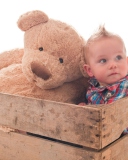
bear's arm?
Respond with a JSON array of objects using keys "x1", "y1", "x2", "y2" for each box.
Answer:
[{"x1": 0, "y1": 48, "x2": 24, "y2": 69}]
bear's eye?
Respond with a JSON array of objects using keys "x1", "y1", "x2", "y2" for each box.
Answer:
[
  {"x1": 39, "y1": 47, "x2": 43, "y2": 51},
  {"x1": 59, "y1": 58, "x2": 63, "y2": 63}
]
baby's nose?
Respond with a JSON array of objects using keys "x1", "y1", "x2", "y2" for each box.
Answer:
[{"x1": 109, "y1": 61, "x2": 117, "y2": 69}]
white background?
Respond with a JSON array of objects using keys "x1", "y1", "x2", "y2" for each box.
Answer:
[{"x1": 0, "y1": 0, "x2": 128, "y2": 54}]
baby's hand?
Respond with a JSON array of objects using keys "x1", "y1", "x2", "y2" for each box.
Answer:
[{"x1": 78, "y1": 102, "x2": 86, "y2": 106}]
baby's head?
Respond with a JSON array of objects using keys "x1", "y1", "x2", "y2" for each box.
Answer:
[{"x1": 83, "y1": 25, "x2": 128, "y2": 86}]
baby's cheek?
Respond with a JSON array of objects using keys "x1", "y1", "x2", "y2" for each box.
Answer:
[{"x1": 97, "y1": 72, "x2": 107, "y2": 83}]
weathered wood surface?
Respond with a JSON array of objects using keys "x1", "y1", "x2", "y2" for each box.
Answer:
[
  {"x1": 0, "y1": 130, "x2": 127, "y2": 160},
  {"x1": 0, "y1": 93, "x2": 127, "y2": 149},
  {"x1": 0, "y1": 93, "x2": 101, "y2": 149},
  {"x1": 100, "y1": 97, "x2": 128, "y2": 148},
  {"x1": 99, "y1": 135, "x2": 128, "y2": 160},
  {"x1": 0, "y1": 130, "x2": 91, "y2": 160}
]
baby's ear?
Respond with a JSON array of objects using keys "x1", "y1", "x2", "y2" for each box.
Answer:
[
  {"x1": 83, "y1": 64, "x2": 93, "y2": 77},
  {"x1": 79, "y1": 45, "x2": 89, "y2": 77}
]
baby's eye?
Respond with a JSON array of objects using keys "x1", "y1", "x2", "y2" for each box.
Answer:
[
  {"x1": 116, "y1": 55, "x2": 122, "y2": 60},
  {"x1": 99, "y1": 59, "x2": 106, "y2": 63}
]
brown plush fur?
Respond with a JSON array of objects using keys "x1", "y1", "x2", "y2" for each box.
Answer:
[{"x1": 0, "y1": 10, "x2": 88, "y2": 104}]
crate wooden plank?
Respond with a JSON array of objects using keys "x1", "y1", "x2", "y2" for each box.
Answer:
[
  {"x1": 0, "y1": 93, "x2": 101, "y2": 149},
  {"x1": 0, "y1": 93, "x2": 128, "y2": 149},
  {"x1": 100, "y1": 135, "x2": 128, "y2": 160},
  {"x1": 100, "y1": 97, "x2": 128, "y2": 148},
  {"x1": 0, "y1": 130, "x2": 98, "y2": 160},
  {"x1": 0, "y1": 130, "x2": 127, "y2": 160}
]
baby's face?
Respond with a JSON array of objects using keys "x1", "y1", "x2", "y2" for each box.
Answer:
[{"x1": 84, "y1": 37, "x2": 128, "y2": 86}]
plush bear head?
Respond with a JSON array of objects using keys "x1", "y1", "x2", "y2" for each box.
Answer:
[
  {"x1": 0, "y1": 10, "x2": 88, "y2": 104},
  {"x1": 17, "y1": 10, "x2": 85, "y2": 90}
]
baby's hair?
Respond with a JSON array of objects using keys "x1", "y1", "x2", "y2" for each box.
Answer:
[
  {"x1": 87, "y1": 25, "x2": 123, "y2": 45},
  {"x1": 84, "y1": 25, "x2": 126, "y2": 63}
]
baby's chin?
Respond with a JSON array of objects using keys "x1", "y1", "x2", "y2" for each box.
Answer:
[{"x1": 105, "y1": 76, "x2": 126, "y2": 86}]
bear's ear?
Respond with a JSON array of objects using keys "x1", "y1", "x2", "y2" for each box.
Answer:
[{"x1": 17, "y1": 10, "x2": 49, "y2": 31}]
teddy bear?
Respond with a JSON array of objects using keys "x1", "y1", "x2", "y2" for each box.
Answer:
[{"x1": 0, "y1": 10, "x2": 88, "y2": 104}]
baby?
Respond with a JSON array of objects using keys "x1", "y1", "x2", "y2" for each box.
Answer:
[{"x1": 80, "y1": 25, "x2": 128, "y2": 134}]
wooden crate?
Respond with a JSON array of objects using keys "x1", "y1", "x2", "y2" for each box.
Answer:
[{"x1": 0, "y1": 92, "x2": 127, "y2": 160}]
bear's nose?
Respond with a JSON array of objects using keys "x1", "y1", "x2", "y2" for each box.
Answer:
[{"x1": 31, "y1": 62, "x2": 51, "y2": 80}]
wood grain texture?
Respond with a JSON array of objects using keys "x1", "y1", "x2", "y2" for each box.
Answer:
[
  {"x1": 0, "y1": 130, "x2": 127, "y2": 160},
  {"x1": 0, "y1": 93, "x2": 101, "y2": 149},
  {"x1": 0, "y1": 130, "x2": 96, "y2": 160},
  {"x1": 100, "y1": 97, "x2": 128, "y2": 148},
  {"x1": 0, "y1": 93, "x2": 127, "y2": 150}
]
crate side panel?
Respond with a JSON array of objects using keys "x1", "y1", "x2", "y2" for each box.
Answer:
[
  {"x1": 0, "y1": 130, "x2": 101, "y2": 160},
  {"x1": 101, "y1": 97, "x2": 128, "y2": 147},
  {"x1": 0, "y1": 131, "x2": 127, "y2": 160},
  {"x1": 0, "y1": 93, "x2": 101, "y2": 149},
  {"x1": 101, "y1": 135, "x2": 128, "y2": 160}
]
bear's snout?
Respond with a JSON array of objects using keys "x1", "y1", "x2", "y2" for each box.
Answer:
[{"x1": 31, "y1": 62, "x2": 51, "y2": 80}]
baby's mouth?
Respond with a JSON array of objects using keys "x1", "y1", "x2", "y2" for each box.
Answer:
[{"x1": 109, "y1": 72, "x2": 118, "y2": 76}]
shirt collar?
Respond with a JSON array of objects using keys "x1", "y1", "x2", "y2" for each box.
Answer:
[{"x1": 89, "y1": 74, "x2": 128, "y2": 92}]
